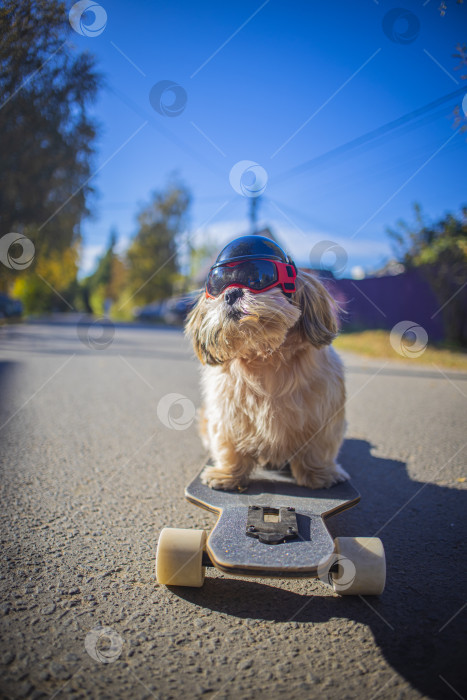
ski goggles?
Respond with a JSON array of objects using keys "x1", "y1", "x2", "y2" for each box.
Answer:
[{"x1": 205, "y1": 259, "x2": 297, "y2": 298}]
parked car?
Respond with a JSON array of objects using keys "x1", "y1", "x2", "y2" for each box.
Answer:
[
  {"x1": 133, "y1": 291, "x2": 200, "y2": 325},
  {"x1": 133, "y1": 301, "x2": 168, "y2": 322},
  {"x1": 163, "y1": 291, "x2": 199, "y2": 325},
  {"x1": 0, "y1": 293, "x2": 22, "y2": 319}
]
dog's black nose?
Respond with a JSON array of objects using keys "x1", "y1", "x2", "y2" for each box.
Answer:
[{"x1": 224, "y1": 287, "x2": 243, "y2": 305}]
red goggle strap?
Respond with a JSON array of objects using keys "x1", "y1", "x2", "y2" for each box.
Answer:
[{"x1": 275, "y1": 260, "x2": 297, "y2": 292}]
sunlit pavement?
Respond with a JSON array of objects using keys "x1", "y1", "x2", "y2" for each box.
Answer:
[{"x1": 0, "y1": 316, "x2": 465, "y2": 699}]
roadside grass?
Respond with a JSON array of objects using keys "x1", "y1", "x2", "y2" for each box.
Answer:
[{"x1": 334, "y1": 329, "x2": 467, "y2": 371}]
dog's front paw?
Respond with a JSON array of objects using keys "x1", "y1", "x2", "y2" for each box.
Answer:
[
  {"x1": 332, "y1": 462, "x2": 350, "y2": 483},
  {"x1": 292, "y1": 462, "x2": 350, "y2": 489},
  {"x1": 201, "y1": 465, "x2": 247, "y2": 491},
  {"x1": 314, "y1": 463, "x2": 350, "y2": 489}
]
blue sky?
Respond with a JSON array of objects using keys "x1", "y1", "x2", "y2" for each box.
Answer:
[{"x1": 69, "y1": 0, "x2": 467, "y2": 279}]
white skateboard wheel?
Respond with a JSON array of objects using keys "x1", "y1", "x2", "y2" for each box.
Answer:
[
  {"x1": 156, "y1": 528, "x2": 206, "y2": 587},
  {"x1": 331, "y1": 537, "x2": 386, "y2": 596}
]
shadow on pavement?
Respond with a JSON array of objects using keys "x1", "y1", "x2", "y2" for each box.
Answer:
[
  {"x1": 345, "y1": 364, "x2": 467, "y2": 381},
  {"x1": 173, "y1": 438, "x2": 467, "y2": 700},
  {"x1": 0, "y1": 361, "x2": 22, "y2": 425},
  {"x1": 0, "y1": 319, "x2": 192, "y2": 360},
  {"x1": 5, "y1": 319, "x2": 467, "y2": 379}
]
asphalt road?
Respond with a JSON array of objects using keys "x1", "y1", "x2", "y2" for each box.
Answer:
[{"x1": 0, "y1": 316, "x2": 466, "y2": 700}]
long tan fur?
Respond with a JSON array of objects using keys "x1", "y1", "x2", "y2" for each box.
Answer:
[{"x1": 185, "y1": 270, "x2": 348, "y2": 490}]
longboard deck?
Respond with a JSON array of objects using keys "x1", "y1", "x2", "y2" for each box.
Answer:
[{"x1": 185, "y1": 466, "x2": 360, "y2": 576}]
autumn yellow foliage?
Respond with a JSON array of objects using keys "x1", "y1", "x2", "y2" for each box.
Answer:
[{"x1": 12, "y1": 245, "x2": 79, "y2": 313}]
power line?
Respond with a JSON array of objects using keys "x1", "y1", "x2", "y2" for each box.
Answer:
[
  {"x1": 284, "y1": 129, "x2": 461, "y2": 206},
  {"x1": 264, "y1": 130, "x2": 463, "y2": 235},
  {"x1": 273, "y1": 86, "x2": 466, "y2": 184},
  {"x1": 262, "y1": 196, "x2": 331, "y2": 233}
]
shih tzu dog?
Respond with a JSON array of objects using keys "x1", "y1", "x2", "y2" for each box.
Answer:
[{"x1": 185, "y1": 235, "x2": 348, "y2": 491}]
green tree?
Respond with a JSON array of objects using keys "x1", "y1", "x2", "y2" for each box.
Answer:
[
  {"x1": 0, "y1": 0, "x2": 101, "y2": 301},
  {"x1": 387, "y1": 205, "x2": 467, "y2": 346},
  {"x1": 82, "y1": 230, "x2": 127, "y2": 314},
  {"x1": 126, "y1": 182, "x2": 191, "y2": 305},
  {"x1": 89, "y1": 230, "x2": 117, "y2": 291}
]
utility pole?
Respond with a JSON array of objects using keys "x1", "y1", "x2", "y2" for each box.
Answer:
[{"x1": 249, "y1": 196, "x2": 260, "y2": 234}]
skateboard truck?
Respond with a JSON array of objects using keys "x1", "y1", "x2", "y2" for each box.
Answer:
[{"x1": 245, "y1": 505, "x2": 298, "y2": 545}]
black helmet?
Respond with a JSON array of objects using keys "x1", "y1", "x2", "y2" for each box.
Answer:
[{"x1": 212, "y1": 235, "x2": 294, "y2": 269}]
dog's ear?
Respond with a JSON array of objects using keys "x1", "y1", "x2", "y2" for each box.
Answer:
[
  {"x1": 185, "y1": 294, "x2": 222, "y2": 366},
  {"x1": 294, "y1": 271, "x2": 338, "y2": 347}
]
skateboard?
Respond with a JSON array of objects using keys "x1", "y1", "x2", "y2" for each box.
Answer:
[{"x1": 156, "y1": 465, "x2": 386, "y2": 595}]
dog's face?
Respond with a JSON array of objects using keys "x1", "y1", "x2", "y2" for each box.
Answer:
[
  {"x1": 185, "y1": 270, "x2": 338, "y2": 365},
  {"x1": 186, "y1": 285, "x2": 299, "y2": 364}
]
